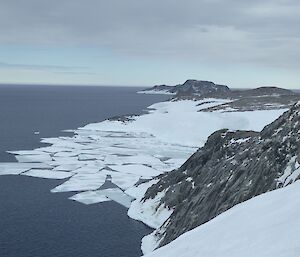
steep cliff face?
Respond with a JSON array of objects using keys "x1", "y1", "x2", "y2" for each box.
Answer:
[{"x1": 142, "y1": 101, "x2": 300, "y2": 248}]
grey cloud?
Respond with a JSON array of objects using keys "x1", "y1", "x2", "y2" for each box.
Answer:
[
  {"x1": 0, "y1": 0, "x2": 300, "y2": 68},
  {"x1": 0, "y1": 62, "x2": 87, "y2": 71}
]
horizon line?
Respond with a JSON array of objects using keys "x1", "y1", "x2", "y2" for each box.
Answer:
[{"x1": 0, "y1": 82, "x2": 298, "y2": 91}]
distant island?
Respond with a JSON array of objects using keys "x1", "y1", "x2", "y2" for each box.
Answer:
[{"x1": 139, "y1": 79, "x2": 300, "y2": 111}]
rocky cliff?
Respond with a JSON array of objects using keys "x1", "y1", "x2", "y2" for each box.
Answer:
[{"x1": 142, "y1": 101, "x2": 300, "y2": 248}]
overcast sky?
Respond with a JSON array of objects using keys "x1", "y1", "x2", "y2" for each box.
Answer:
[{"x1": 0, "y1": 0, "x2": 299, "y2": 88}]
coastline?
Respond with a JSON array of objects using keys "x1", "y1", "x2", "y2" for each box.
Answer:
[{"x1": 0, "y1": 90, "x2": 291, "y2": 255}]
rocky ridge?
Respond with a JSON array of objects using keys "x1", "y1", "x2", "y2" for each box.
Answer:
[
  {"x1": 141, "y1": 101, "x2": 300, "y2": 249},
  {"x1": 140, "y1": 80, "x2": 230, "y2": 97},
  {"x1": 140, "y1": 80, "x2": 300, "y2": 111}
]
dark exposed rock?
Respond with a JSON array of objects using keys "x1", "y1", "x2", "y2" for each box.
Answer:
[
  {"x1": 148, "y1": 85, "x2": 176, "y2": 93},
  {"x1": 141, "y1": 80, "x2": 297, "y2": 99},
  {"x1": 175, "y1": 80, "x2": 230, "y2": 97},
  {"x1": 200, "y1": 95, "x2": 300, "y2": 112},
  {"x1": 232, "y1": 86, "x2": 295, "y2": 97},
  {"x1": 140, "y1": 79, "x2": 230, "y2": 97},
  {"x1": 140, "y1": 80, "x2": 300, "y2": 111},
  {"x1": 143, "y1": 101, "x2": 300, "y2": 248},
  {"x1": 108, "y1": 114, "x2": 136, "y2": 122}
]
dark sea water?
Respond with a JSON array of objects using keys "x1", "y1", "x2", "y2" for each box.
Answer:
[{"x1": 0, "y1": 85, "x2": 168, "y2": 257}]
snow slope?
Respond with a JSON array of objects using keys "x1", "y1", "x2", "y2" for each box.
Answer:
[
  {"x1": 82, "y1": 99, "x2": 287, "y2": 147},
  {"x1": 144, "y1": 181, "x2": 300, "y2": 257}
]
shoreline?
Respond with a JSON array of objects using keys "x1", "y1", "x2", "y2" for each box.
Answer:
[{"x1": 0, "y1": 90, "x2": 295, "y2": 256}]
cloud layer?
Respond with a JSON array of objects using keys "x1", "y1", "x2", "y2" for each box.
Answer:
[{"x1": 1, "y1": 0, "x2": 300, "y2": 69}]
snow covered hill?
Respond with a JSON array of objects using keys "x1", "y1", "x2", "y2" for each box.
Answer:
[{"x1": 144, "y1": 180, "x2": 300, "y2": 257}]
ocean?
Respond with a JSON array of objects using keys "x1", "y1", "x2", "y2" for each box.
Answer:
[{"x1": 0, "y1": 84, "x2": 168, "y2": 257}]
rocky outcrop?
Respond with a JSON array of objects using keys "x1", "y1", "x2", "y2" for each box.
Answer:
[
  {"x1": 175, "y1": 80, "x2": 230, "y2": 97},
  {"x1": 232, "y1": 86, "x2": 295, "y2": 97},
  {"x1": 140, "y1": 81, "x2": 300, "y2": 111},
  {"x1": 200, "y1": 94, "x2": 300, "y2": 112},
  {"x1": 140, "y1": 80, "x2": 298, "y2": 99},
  {"x1": 140, "y1": 80, "x2": 230, "y2": 97},
  {"x1": 142, "y1": 101, "x2": 300, "y2": 248}
]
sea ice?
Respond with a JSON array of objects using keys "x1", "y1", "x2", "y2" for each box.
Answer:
[
  {"x1": 110, "y1": 164, "x2": 162, "y2": 178},
  {"x1": 78, "y1": 154, "x2": 98, "y2": 161},
  {"x1": 22, "y1": 169, "x2": 74, "y2": 179},
  {"x1": 15, "y1": 154, "x2": 53, "y2": 163},
  {"x1": 69, "y1": 191, "x2": 111, "y2": 205},
  {"x1": 73, "y1": 165, "x2": 102, "y2": 174},
  {"x1": 53, "y1": 164, "x2": 83, "y2": 172},
  {"x1": 7, "y1": 150, "x2": 48, "y2": 155},
  {"x1": 51, "y1": 172, "x2": 107, "y2": 192},
  {"x1": 70, "y1": 188, "x2": 133, "y2": 208},
  {"x1": 98, "y1": 188, "x2": 134, "y2": 208},
  {"x1": 106, "y1": 170, "x2": 141, "y2": 190},
  {"x1": 0, "y1": 163, "x2": 52, "y2": 175}
]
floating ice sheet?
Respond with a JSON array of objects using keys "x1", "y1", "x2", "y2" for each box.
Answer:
[
  {"x1": 106, "y1": 171, "x2": 141, "y2": 190},
  {"x1": 70, "y1": 187, "x2": 134, "y2": 207},
  {"x1": 110, "y1": 164, "x2": 162, "y2": 178},
  {"x1": 69, "y1": 191, "x2": 111, "y2": 205},
  {"x1": 22, "y1": 169, "x2": 74, "y2": 179},
  {"x1": 7, "y1": 150, "x2": 48, "y2": 155},
  {"x1": 99, "y1": 188, "x2": 134, "y2": 208},
  {"x1": 15, "y1": 154, "x2": 53, "y2": 163},
  {"x1": 78, "y1": 154, "x2": 98, "y2": 161},
  {"x1": 0, "y1": 163, "x2": 52, "y2": 175},
  {"x1": 73, "y1": 165, "x2": 102, "y2": 174},
  {"x1": 53, "y1": 164, "x2": 83, "y2": 172},
  {"x1": 53, "y1": 151, "x2": 80, "y2": 157},
  {"x1": 51, "y1": 172, "x2": 107, "y2": 192}
]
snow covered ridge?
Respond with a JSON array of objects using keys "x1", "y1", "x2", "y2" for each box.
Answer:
[
  {"x1": 137, "y1": 101, "x2": 300, "y2": 252},
  {"x1": 0, "y1": 98, "x2": 287, "y2": 210},
  {"x1": 143, "y1": 181, "x2": 300, "y2": 257}
]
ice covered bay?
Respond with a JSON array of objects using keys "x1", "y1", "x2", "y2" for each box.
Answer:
[{"x1": 1, "y1": 99, "x2": 286, "y2": 209}]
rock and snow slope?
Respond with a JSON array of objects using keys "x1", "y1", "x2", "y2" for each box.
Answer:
[
  {"x1": 144, "y1": 180, "x2": 300, "y2": 257},
  {"x1": 133, "y1": 101, "x2": 300, "y2": 252}
]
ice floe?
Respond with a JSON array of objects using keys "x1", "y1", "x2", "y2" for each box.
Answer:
[
  {"x1": 51, "y1": 172, "x2": 107, "y2": 192},
  {"x1": 69, "y1": 191, "x2": 111, "y2": 205},
  {"x1": 110, "y1": 164, "x2": 162, "y2": 178},
  {"x1": 15, "y1": 154, "x2": 53, "y2": 163},
  {"x1": 70, "y1": 188, "x2": 133, "y2": 208},
  {"x1": 22, "y1": 169, "x2": 74, "y2": 179},
  {"x1": 0, "y1": 163, "x2": 52, "y2": 175}
]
